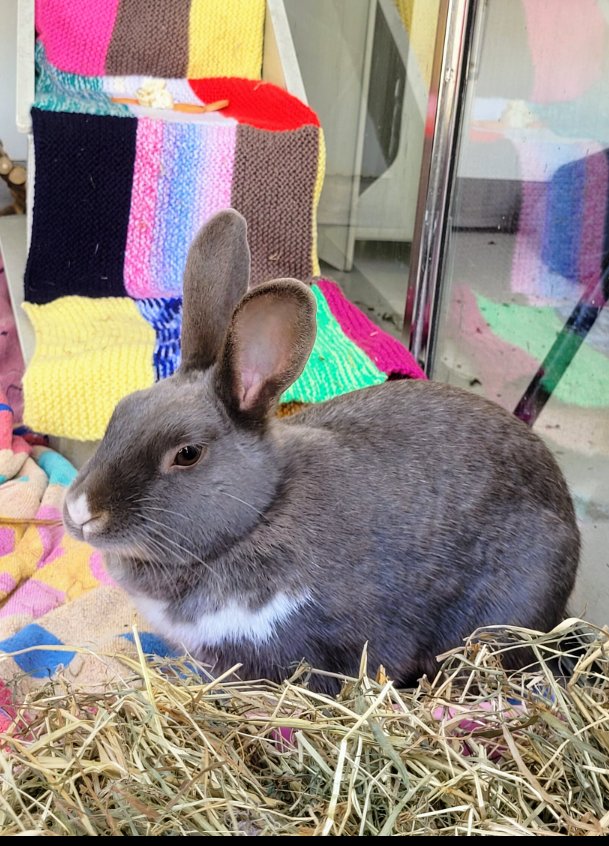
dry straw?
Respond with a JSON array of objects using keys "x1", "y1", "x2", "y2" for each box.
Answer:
[{"x1": 0, "y1": 618, "x2": 607, "y2": 835}]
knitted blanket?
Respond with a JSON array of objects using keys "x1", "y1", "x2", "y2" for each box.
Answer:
[
  {"x1": 23, "y1": 280, "x2": 424, "y2": 440},
  {"x1": 26, "y1": 60, "x2": 325, "y2": 300},
  {"x1": 22, "y1": 43, "x2": 425, "y2": 440}
]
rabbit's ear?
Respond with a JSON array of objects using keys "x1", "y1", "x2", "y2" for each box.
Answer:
[
  {"x1": 180, "y1": 209, "x2": 251, "y2": 373},
  {"x1": 216, "y1": 279, "x2": 316, "y2": 425}
]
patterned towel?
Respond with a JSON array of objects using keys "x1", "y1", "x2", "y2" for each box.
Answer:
[
  {"x1": 36, "y1": 0, "x2": 266, "y2": 79},
  {"x1": 0, "y1": 398, "x2": 100, "y2": 622},
  {"x1": 0, "y1": 266, "x2": 25, "y2": 423},
  {"x1": 0, "y1": 391, "x2": 172, "y2": 691}
]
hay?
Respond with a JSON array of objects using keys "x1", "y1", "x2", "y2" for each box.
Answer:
[{"x1": 0, "y1": 619, "x2": 608, "y2": 836}]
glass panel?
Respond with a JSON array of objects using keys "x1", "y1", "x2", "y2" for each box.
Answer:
[
  {"x1": 432, "y1": 0, "x2": 609, "y2": 625},
  {"x1": 283, "y1": 0, "x2": 440, "y2": 338}
]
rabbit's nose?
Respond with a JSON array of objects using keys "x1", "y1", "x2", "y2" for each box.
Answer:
[{"x1": 65, "y1": 491, "x2": 108, "y2": 540}]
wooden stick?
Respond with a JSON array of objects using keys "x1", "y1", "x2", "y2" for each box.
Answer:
[{"x1": 111, "y1": 97, "x2": 230, "y2": 114}]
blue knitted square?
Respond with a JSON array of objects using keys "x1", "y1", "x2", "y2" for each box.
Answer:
[{"x1": 136, "y1": 297, "x2": 183, "y2": 381}]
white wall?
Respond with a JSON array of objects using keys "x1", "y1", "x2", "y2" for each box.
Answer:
[{"x1": 0, "y1": 0, "x2": 26, "y2": 160}]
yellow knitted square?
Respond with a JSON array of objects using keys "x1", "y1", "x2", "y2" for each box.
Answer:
[
  {"x1": 187, "y1": 0, "x2": 265, "y2": 79},
  {"x1": 311, "y1": 129, "x2": 326, "y2": 277},
  {"x1": 22, "y1": 297, "x2": 155, "y2": 441}
]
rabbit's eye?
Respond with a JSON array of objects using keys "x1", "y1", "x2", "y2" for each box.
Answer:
[{"x1": 174, "y1": 445, "x2": 203, "y2": 467}]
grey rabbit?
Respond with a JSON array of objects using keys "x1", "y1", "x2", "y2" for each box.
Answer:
[{"x1": 64, "y1": 209, "x2": 580, "y2": 693}]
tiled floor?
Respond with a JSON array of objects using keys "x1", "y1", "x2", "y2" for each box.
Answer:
[{"x1": 320, "y1": 241, "x2": 410, "y2": 341}]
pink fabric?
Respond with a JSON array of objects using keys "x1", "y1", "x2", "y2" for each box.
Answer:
[
  {"x1": 90, "y1": 551, "x2": 116, "y2": 587},
  {"x1": 0, "y1": 266, "x2": 25, "y2": 422},
  {"x1": 124, "y1": 119, "x2": 165, "y2": 298},
  {"x1": 35, "y1": 0, "x2": 121, "y2": 76},
  {"x1": 193, "y1": 125, "x2": 237, "y2": 237},
  {"x1": 523, "y1": 0, "x2": 604, "y2": 103},
  {"x1": 0, "y1": 579, "x2": 65, "y2": 620},
  {"x1": 316, "y1": 278, "x2": 426, "y2": 380}
]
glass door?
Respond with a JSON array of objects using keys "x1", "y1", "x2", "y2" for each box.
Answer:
[{"x1": 415, "y1": 0, "x2": 609, "y2": 626}]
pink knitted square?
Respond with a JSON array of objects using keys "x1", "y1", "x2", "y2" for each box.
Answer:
[
  {"x1": 36, "y1": 0, "x2": 121, "y2": 76},
  {"x1": 316, "y1": 278, "x2": 426, "y2": 380},
  {"x1": 124, "y1": 118, "x2": 164, "y2": 298}
]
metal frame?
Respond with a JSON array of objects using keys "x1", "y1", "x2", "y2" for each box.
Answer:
[{"x1": 403, "y1": 0, "x2": 481, "y2": 374}]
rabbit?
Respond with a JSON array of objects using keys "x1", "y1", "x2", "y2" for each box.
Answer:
[{"x1": 63, "y1": 209, "x2": 580, "y2": 694}]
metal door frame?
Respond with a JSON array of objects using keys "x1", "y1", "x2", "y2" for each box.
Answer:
[{"x1": 404, "y1": 0, "x2": 483, "y2": 374}]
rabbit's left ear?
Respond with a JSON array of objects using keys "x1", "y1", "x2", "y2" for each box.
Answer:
[
  {"x1": 180, "y1": 209, "x2": 251, "y2": 373},
  {"x1": 215, "y1": 279, "x2": 317, "y2": 426}
]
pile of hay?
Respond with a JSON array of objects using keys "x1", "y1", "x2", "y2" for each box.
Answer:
[{"x1": 0, "y1": 619, "x2": 608, "y2": 836}]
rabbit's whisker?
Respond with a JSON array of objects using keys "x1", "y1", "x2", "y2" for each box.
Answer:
[
  {"x1": 216, "y1": 491, "x2": 271, "y2": 524},
  {"x1": 139, "y1": 517, "x2": 214, "y2": 574}
]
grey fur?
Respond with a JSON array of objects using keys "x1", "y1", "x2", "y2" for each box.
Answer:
[{"x1": 64, "y1": 210, "x2": 580, "y2": 693}]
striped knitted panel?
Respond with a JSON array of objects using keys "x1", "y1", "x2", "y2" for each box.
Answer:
[
  {"x1": 124, "y1": 120, "x2": 238, "y2": 297},
  {"x1": 25, "y1": 119, "x2": 320, "y2": 301},
  {"x1": 282, "y1": 286, "x2": 387, "y2": 403},
  {"x1": 21, "y1": 281, "x2": 424, "y2": 440},
  {"x1": 24, "y1": 109, "x2": 137, "y2": 304},
  {"x1": 27, "y1": 78, "x2": 321, "y2": 301},
  {"x1": 135, "y1": 285, "x2": 391, "y2": 401},
  {"x1": 35, "y1": 0, "x2": 265, "y2": 80},
  {"x1": 123, "y1": 118, "x2": 165, "y2": 298},
  {"x1": 316, "y1": 279, "x2": 427, "y2": 380},
  {"x1": 149, "y1": 122, "x2": 205, "y2": 293}
]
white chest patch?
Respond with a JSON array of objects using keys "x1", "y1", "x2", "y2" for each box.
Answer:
[{"x1": 133, "y1": 592, "x2": 310, "y2": 653}]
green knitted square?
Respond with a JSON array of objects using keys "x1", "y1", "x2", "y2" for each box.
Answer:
[{"x1": 282, "y1": 286, "x2": 386, "y2": 404}]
